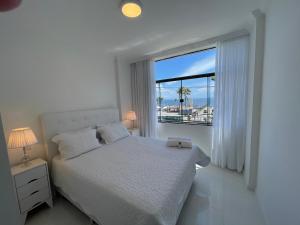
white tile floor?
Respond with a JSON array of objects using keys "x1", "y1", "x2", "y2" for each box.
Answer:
[{"x1": 26, "y1": 165, "x2": 265, "y2": 225}]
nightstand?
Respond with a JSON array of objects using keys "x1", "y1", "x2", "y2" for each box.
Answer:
[
  {"x1": 128, "y1": 128, "x2": 140, "y2": 136},
  {"x1": 11, "y1": 158, "x2": 53, "y2": 224}
]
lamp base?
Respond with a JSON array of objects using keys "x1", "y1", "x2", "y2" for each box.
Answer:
[
  {"x1": 22, "y1": 146, "x2": 31, "y2": 167},
  {"x1": 21, "y1": 161, "x2": 32, "y2": 168}
]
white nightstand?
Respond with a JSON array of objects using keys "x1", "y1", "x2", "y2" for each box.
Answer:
[
  {"x1": 128, "y1": 128, "x2": 140, "y2": 136},
  {"x1": 11, "y1": 158, "x2": 53, "y2": 224}
]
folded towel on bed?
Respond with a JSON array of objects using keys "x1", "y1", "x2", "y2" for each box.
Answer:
[{"x1": 167, "y1": 137, "x2": 192, "y2": 148}]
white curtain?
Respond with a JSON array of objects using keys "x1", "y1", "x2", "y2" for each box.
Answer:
[
  {"x1": 212, "y1": 36, "x2": 249, "y2": 172},
  {"x1": 131, "y1": 59, "x2": 157, "y2": 137}
]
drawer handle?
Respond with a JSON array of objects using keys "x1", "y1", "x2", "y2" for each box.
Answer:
[
  {"x1": 27, "y1": 179, "x2": 38, "y2": 184},
  {"x1": 31, "y1": 202, "x2": 42, "y2": 209},
  {"x1": 30, "y1": 190, "x2": 39, "y2": 196}
]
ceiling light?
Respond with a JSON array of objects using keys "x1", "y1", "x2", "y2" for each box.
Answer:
[
  {"x1": 0, "y1": 0, "x2": 22, "y2": 12},
  {"x1": 120, "y1": 0, "x2": 143, "y2": 18}
]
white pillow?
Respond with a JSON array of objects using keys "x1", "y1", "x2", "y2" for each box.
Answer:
[
  {"x1": 52, "y1": 128, "x2": 101, "y2": 160},
  {"x1": 97, "y1": 123, "x2": 129, "y2": 144}
]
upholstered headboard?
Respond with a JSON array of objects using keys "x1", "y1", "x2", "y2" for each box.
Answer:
[{"x1": 40, "y1": 107, "x2": 120, "y2": 168}]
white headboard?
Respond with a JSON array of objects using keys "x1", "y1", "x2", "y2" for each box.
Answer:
[{"x1": 40, "y1": 107, "x2": 120, "y2": 168}]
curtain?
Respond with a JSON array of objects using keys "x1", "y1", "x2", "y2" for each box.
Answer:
[
  {"x1": 131, "y1": 59, "x2": 157, "y2": 137},
  {"x1": 212, "y1": 36, "x2": 249, "y2": 172}
]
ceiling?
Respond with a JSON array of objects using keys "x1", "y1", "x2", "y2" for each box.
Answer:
[
  {"x1": 113, "y1": 0, "x2": 266, "y2": 60},
  {"x1": 0, "y1": 0, "x2": 266, "y2": 61}
]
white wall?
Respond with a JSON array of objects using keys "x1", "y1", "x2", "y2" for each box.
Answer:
[
  {"x1": 256, "y1": 0, "x2": 300, "y2": 224},
  {"x1": 0, "y1": 1, "x2": 118, "y2": 165},
  {"x1": 116, "y1": 57, "x2": 133, "y2": 125},
  {"x1": 0, "y1": 114, "x2": 22, "y2": 225}
]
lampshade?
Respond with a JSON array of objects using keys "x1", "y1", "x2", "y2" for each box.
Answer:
[
  {"x1": 126, "y1": 111, "x2": 137, "y2": 121},
  {"x1": 8, "y1": 127, "x2": 38, "y2": 149},
  {"x1": 120, "y1": 0, "x2": 142, "y2": 18}
]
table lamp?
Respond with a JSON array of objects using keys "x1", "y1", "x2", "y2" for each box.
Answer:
[
  {"x1": 8, "y1": 127, "x2": 38, "y2": 166},
  {"x1": 126, "y1": 111, "x2": 137, "y2": 129}
]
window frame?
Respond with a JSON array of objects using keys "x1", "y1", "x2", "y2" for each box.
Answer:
[{"x1": 155, "y1": 47, "x2": 216, "y2": 126}]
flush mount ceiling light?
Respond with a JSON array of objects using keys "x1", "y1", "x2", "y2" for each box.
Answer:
[
  {"x1": 0, "y1": 0, "x2": 22, "y2": 12},
  {"x1": 120, "y1": 0, "x2": 143, "y2": 18}
]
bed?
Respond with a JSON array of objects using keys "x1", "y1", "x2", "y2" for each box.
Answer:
[{"x1": 41, "y1": 108, "x2": 210, "y2": 225}]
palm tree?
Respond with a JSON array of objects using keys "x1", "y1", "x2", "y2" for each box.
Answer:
[
  {"x1": 156, "y1": 96, "x2": 163, "y2": 106},
  {"x1": 177, "y1": 87, "x2": 191, "y2": 112}
]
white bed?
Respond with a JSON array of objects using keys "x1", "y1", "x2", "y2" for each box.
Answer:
[{"x1": 41, "y1": 108, "x2": 210, "y2": 225}]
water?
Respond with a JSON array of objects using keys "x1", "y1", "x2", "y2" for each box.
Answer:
[{"x1": 159, "y1": 98, "x2": 214, "y2": 108}]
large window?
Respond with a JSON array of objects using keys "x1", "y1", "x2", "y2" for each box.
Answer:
[{"x1": 155, "y1": 48, "x2": 216, "y2": 125}]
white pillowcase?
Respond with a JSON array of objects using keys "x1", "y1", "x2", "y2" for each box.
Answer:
[
  {"x1": 52, "y1": 128, "x2": 101, "y2": 160},
  {"x1": 97, "y1": 123, "x2": 129, "y2": 144}
]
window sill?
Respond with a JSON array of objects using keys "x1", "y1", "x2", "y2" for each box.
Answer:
[{"x1": 158, "y1": 121, "x2": 213, "y2": 126}]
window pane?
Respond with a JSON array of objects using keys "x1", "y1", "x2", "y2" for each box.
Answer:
[
  {"x1": 208, "y1": 76, "x2": 215, "y2": 124},
  {"x1": 182, "y1": 78, "x2": 209, "y2": 124},
  {"x1": 156, "y1": 81, "x2": 182, "y2": 123},
  {"x1": 155, "y1": 48, "x2": 216, "y2": 80},
  {"x1": 154, "y1": 48, "x2": 216, "y2": 125}
]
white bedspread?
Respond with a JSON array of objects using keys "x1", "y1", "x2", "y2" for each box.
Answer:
[{"x1": 52, "y1": 136, "x2": 209, "y2": 225}]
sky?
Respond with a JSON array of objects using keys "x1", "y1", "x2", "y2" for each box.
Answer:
[{"x1": 154, "y1": 48, "x2": 216, "y2": 100}]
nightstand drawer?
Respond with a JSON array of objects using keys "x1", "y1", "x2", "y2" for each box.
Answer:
[
  {"x1": 15, "y1": 165, "x2": 47, "y2": 188},
  {"x1": 17, "y1": 176, "x2": 48, "y2": 200},
  {"x1": 19, "y1": 187, "x2": 50, "y2": 213}
]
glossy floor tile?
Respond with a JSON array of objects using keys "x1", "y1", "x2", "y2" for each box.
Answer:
[
  {"x1": 26, "y1": 165, "x2": 265, "y2": 225},
  {"x1": 177, "y1": 165, "x2": 265, "y2": 225}
]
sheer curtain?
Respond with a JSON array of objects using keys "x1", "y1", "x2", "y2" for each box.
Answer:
[
  {"x1": 131, "y1": 59, "x2": 157, "y2": 137},
  {"x1": 212, "y1": 36, "x2": 249, "y2": 172}
]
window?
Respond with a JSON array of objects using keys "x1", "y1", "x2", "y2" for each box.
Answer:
[{"x1": 155, "y1": 48, "x2": 216, "y2": 125}]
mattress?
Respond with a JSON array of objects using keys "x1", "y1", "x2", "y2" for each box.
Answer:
[{"x1": 52, "y1": 136, "x2": 209, "y2": 225}]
